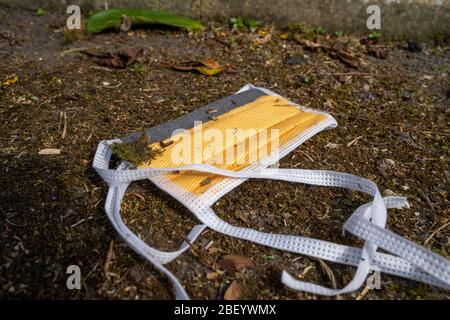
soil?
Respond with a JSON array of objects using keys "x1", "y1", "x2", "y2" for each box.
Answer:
[{"x1": 1, "y1": 5, "x2": 449, "y2": 300}]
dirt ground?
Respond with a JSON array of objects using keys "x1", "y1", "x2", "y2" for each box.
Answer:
[{"x1": 1, "y1": 6, "x2": 449, "y2": 300}]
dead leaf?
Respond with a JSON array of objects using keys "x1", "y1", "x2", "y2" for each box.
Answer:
[
  {"x1": 330, "y1": 49, "x2": 361, "y2": 69},
  {"x1": 337, "y1": 55, "x2": 359, "y2": 68},
  {"x1": 319, "y1": 259, "x2": 341, "y2": 299},
  {"x1": 219, "y1": 254, "x2": 254, "y2": 271},
  {"x1": 1, "y1": 75, "x2": 19, "y2": 86},
  {"x1": 38, "y1": 148, "x2": 61, "y2": 155},
  {"x1": 103, "y1": 47, "x2": 143, "y2": 68},
  {"x1": 253, "y1": 33, "x2": 271, "y2": 45},
  {"x1": 201, "y1": 58, "x2": 221, "y2": 69},
  {"x1": 319, "y1": 259, "x2": 337, "y2": 289},
  {"x1": 82, "y1": 47, "x2": 144, "y2": 69},
  {"x1": 257, "y1": 28, "x2": 270, "y2": 37},
  {"x1": 295, "y1": 37, "x2": 362, "y2": 69},
  {"x1": 279, "y1": 33, "x2": 289, "y2": 40},
  {"x1": 295, "y1": 38, "x2": 323, "y2": 49},
  {"x1": 163, "y1": 59, "x2": 226, "y2": 76},
  {"x1": 224, "y1": 280, "x2": 242, "y2": 300},
  {"x1": 195, "y1": 65, "x2": 225, "y2": 76},
  {"x1": 366, "y1": 45, "x2": 388, "y2": 59},
  {"x1": 119, "y1": 15, "x2": 131, "y2": 33}
]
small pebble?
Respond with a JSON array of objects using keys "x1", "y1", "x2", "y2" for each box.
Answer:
[
  {"x1": 402, "y1": 91, "x2": 412, "y2": 100},
  {"x1": 206, "y1": 272, "x2": 219, "y2": 280},
  {"x1": 385, "y1": 159, "x2": 395, "y2": 166},
  {"x1": 283, "y1": 55, "x2": 304, "y2": 65},
  {"x1": 324, "y1": 142, "x2": 339, "y2": 149},
  {"x1": 406, "y1": 41, "x2": 422, "y2": 53},
  {"x1": 414, "y1": 212, "x2": 420, "y2": 217}
]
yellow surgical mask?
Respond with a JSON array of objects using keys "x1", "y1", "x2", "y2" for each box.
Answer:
[
  {"x1": 140, "y1": 95, "x2": 329, "y2": 195},
  {"x1": 94, "y1": 85, "x2": 449, "y2": 300}
]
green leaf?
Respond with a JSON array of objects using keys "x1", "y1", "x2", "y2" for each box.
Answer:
[
  {"x1": 229, "y1": 17, "x2": 244, "y2": 30},
  {"x1": 368, "y1": 31, "x2": 381, "y2": 40},
  {"x1": 315, "y1": 26, "x2": 326, "y2": 35},
  {"x1": 86, "y1": 9, "x2": 204, "y2": 34},
  {"x1": 245, "y1": 19, "x2": 262, "y2": 30},
  {"x1": 303, "y1": 75, "x2": 311, "y2": 83},
  {"x1": 36, "y1": 8, "x2": 45, "y2": 16}
]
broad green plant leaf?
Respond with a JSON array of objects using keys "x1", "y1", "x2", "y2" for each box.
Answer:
[{"x1": 87, "y1": 9, "x2": 204, "y2": 34}]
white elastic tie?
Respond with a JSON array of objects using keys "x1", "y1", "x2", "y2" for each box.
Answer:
[{"x1": 94, "y1": 144, "x2": 450, "y2": 299}]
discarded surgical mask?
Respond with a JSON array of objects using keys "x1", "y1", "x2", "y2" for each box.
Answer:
[{"x1": 94, "y1": 84, "x2": 450, "y2": 299}]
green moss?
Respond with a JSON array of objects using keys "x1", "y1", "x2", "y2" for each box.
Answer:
[
  {"x1": 111, "y1": 133, "x2": 161, "y2": 167},
  {"x1": 36, "y1": 8, "x2": 45, "y2": 17},
  {"x1": 63, "y1": 29, "x2": 87, "y2": 45},
  {"x1": 132, "y1": 63, "x2": 147, "y2": 76}
]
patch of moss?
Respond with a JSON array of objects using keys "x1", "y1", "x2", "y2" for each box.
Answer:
[
  {"x1": 36, "y1": 8, "x2": 46, "y2": 17},
  {"x1": 111, "y1": 133, "x2": 161, "y2": 167},
  {"x1": 63, "y1": 28, "x2": 87, "y2": 45},
  {"x1": 132, "y1": 63, "x2": 147, "y2": 76}
]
